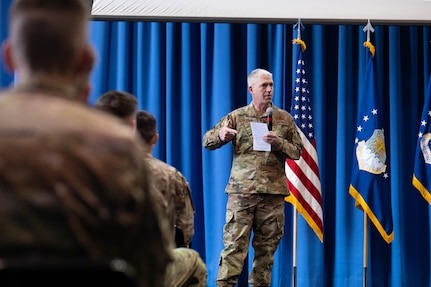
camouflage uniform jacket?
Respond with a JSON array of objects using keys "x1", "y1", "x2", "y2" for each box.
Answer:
[
  {"x1": 203, "y1": 103, "x2": 303, "y2": 196},
  {"x1": 144, "y1": 154, "x2": 195, "y2": 247},
  {"x1": 0, "y1": 88, "x2": 172, "y2": 287}
]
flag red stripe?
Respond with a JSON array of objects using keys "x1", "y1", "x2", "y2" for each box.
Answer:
[
  {"x1": 287, "y1": 179, "x2": 323, "y2": 230},
  {"x1": 301, "y1": 139, "x2": 321, "y2": 179},
  {"x1": 286, "y1": 153, "x2": 322, "y2": 203}
]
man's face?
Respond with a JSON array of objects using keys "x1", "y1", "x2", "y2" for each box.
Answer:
[{"x1": 250, "y1": 74, "x2": 274, "y2": 106}]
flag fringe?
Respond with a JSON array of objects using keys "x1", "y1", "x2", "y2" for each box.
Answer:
[
  {"x1": 349, "y1": 184, "x2": 394, "y2": 244},
  {"x1": 285, "y1": 195, "x2": 323, "y2": 242},
  {"x1": 413, "y1": 175, "x2": 431, "y2": 205}
]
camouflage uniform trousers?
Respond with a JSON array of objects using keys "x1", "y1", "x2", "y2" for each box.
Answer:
[
  {"x1": 165, "y1": 247, "x2": 207, "y2": 287},
  {"x1": 216, "y1": 193, "x2": 285, "y2": 287}
]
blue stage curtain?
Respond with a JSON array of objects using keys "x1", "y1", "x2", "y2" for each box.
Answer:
[
  {"x1": 1, "y1": 2, "x2": 431, "y2": 285},
  {"x1": 0, "y1": 0, "x2": 14, "y2": 88}
]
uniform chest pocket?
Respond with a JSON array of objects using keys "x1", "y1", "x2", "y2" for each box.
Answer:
[
  {"x1": 273, "y1": 123, "x2": 292, "y2": 140},
  {"x1": 235, "y1": 122, "x2": 254, "y2": 153}
]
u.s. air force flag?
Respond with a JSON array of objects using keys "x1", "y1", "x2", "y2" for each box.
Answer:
[
  {"x1": 349, "y1": 41, "x2": 394, "y2": 244},
  {"x1": 412, "y1": 74, "x2": 431, "y2": 204}
]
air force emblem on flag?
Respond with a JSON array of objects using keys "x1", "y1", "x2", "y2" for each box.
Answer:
[
  {"x1": 356, "y1": 129, "x2": 387, "y2": 174},
  {"x1": 420, "y1": 133, "x2": 431, "y2": 164}
]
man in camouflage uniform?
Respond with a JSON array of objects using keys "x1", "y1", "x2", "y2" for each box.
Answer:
[
  {"x1": 203, "y1": 68, "x2": 303, "y2": 287},
  {"x1": 94, "y1": 90, "x2": 138, "y2": 129},
  {"x1": 0, "y1": 1, "x2": 171, "y2": 287},
  {"x1": 136, "y1": 110, "x2": 207, "y2": 287}
]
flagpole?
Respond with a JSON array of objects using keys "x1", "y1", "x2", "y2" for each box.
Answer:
[
  {"x1": 362, "y1": 20, "x2": 373, "y2": 287},
  {"x1": 292, "y1": 209, "x2": 298, "y2": 287},
  {"x1": 291, "y1": 19, "x2": 303, "y2": 287},
  {"x1": 363, "y1": 212, "x2": 368, "y2": 287}
]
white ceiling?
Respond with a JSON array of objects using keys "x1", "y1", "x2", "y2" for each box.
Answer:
[{"x1": 90, "y1": 0, "x2": 431, "y2": 24}]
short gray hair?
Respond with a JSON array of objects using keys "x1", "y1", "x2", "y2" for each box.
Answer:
[{"x1": 247, "y1": 68, "x2": 272, "y2": 87}]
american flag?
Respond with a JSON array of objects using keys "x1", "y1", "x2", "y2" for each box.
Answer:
[{"x1": 285, "y1": 40, "x2": 324, "y2": 242}]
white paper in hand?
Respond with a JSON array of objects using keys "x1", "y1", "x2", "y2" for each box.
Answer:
[{"x1": 250, "y1": 122, "x2": 270, "y2": 151}]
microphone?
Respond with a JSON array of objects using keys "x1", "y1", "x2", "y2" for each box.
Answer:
[{"x1": 266, "y1": 107, "x2": 273, "y2": 131}]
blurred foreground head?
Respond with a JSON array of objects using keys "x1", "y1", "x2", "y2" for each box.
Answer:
[{"x1": 2, "y1": 0, "x2": 94, "y2": 93}]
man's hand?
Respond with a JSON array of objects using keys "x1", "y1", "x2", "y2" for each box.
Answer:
[
  {"x1": 263, "y1": 131, "x2": 278, "y2": 145},
  {"x1": 218, "y1": 120, "x2": 237, "y2": 142}
]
